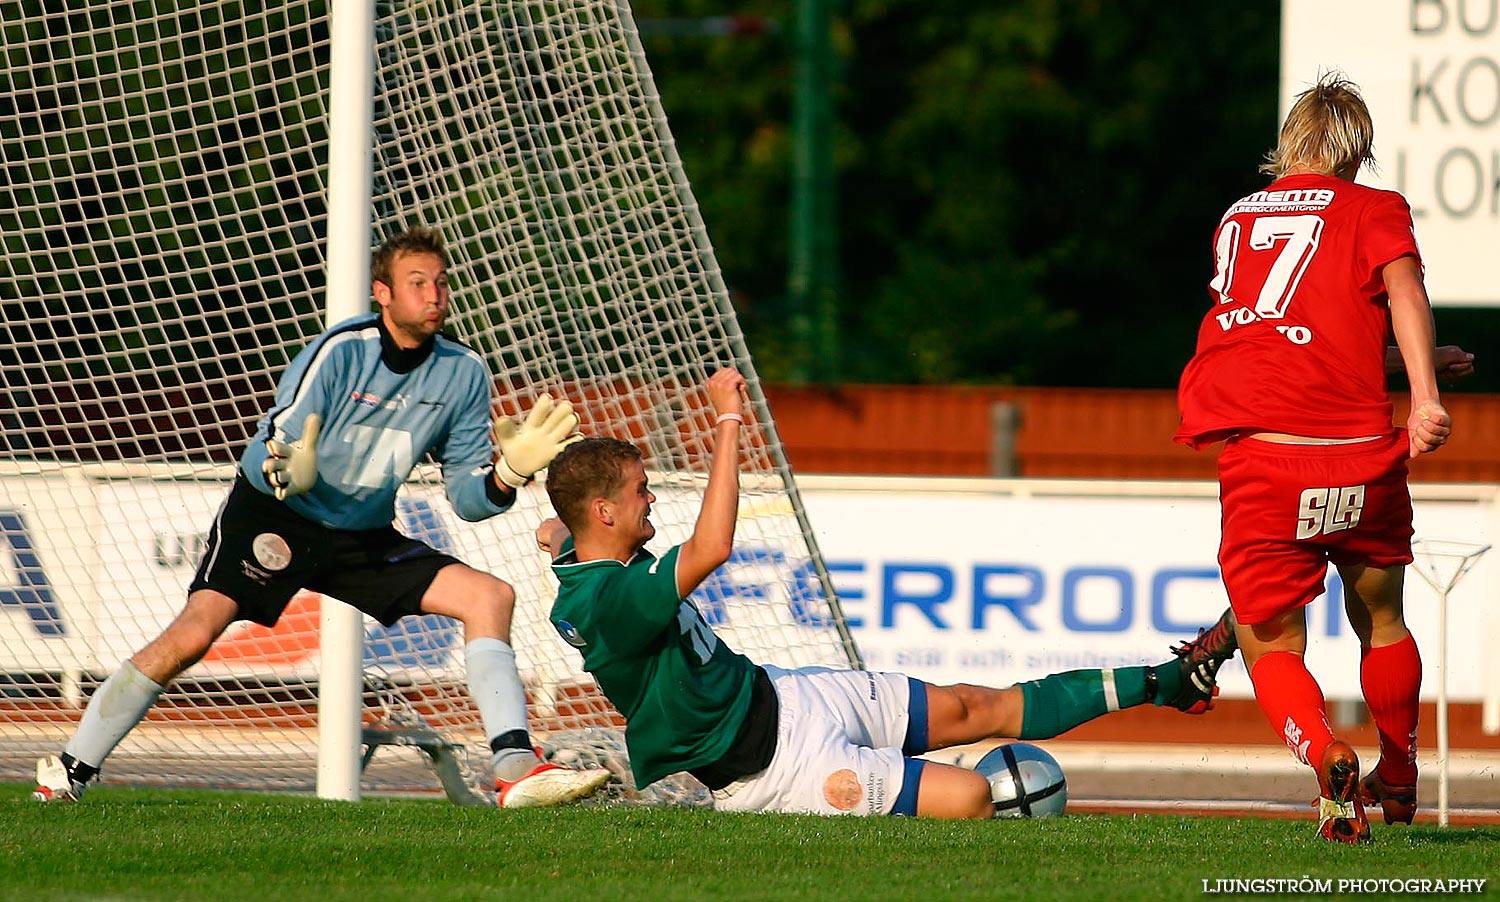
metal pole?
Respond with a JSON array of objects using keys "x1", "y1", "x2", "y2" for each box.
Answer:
[
  {"x1": 616, "y1": 1, "x2": 862, "y2": 670},
  {"x1": 317, "y1": 0, "x2": 375, "y2": 802},
  {"x1": 1437, "y1": 585, "x2": 1450, "y2": 826},
  {"x1": 1409, "y1": 538, "x2": 1491, "y2": 828},
  {"x1": 788, "y1": 0, "x2": 838, "y2": 382}
]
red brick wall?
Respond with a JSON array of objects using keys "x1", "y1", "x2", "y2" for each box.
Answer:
[{"x1": 764, "y1": 384, "x2": 1500, "y2": 483}]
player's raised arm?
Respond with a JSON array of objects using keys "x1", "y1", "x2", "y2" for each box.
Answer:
[{"x1": 676, "y1": 367, "x2": 748, "y2": 594}]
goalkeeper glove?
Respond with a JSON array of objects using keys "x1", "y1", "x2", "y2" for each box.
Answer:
[
  {"x1": 493, "y1": 395, "x2": 583, "y2": 489},
  {"x1": 263, "y1": 413, "x2": 322, "y2": 500}
]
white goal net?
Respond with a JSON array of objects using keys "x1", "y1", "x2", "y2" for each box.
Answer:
[{"x1": 0, "y1": 0, "x2": 857, "y2": 804}]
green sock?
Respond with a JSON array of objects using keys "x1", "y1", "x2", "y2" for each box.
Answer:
[
  {"x1": 1018, "y1": 667, "x2": 1154, "y2": 740},
  {"x1": 1149, "y1": 660, "x2": 1182, "y2": 707}
]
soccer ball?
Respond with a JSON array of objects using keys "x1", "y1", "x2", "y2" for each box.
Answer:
[{"x1": 974, "y1": 742, "x2": 1067, "y2": 818}]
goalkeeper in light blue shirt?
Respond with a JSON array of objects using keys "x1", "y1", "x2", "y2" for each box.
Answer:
[{"x1": 34, "y1": 227, "x2": 611, "y2": 808}]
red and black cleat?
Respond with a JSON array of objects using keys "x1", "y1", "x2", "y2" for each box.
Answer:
[
  {"x1": 1164, "y1": 608, "x2": 1239, "y2": 715},
  {"x1": 1316, "y1": 741, "x2": 1372, "y2": 844},
  {"x1": 1360, "y1": 769, "x2": 1417, "y2": 826}
]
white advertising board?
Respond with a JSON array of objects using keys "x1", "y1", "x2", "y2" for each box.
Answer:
[
  {"x1": 795, "y1": 477, "x2": 1498, "y2": 704},
  {"x1": 1281, "y1": 0, "x2": 1500, "y2": 306},
  {"x1": 2, "y1": 472, "x2": 1496, "y2": 707},
  {"x1": 0, "y1": 470, "x2": 832, "y2": 684}
]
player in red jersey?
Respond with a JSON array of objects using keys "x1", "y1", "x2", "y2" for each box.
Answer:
[{"x1": 1175, "y1": 74, "x2": 1474, "y2": 843}]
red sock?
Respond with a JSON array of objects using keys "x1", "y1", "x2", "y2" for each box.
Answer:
[
  {"x1": 1361, "y1": 634, "x2": 1421, "y2": 785},
  {"x1": 1249, "y1": 651, "x2": 1334, "y2": 769}
]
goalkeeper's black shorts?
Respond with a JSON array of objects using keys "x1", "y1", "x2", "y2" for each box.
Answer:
[{"x1": 188, "y1": 473, "x2": 463, "y2": 626}]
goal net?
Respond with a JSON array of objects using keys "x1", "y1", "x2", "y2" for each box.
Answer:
[{"x1": 0, "y1": 1, "x2": 857, "y2": 805}]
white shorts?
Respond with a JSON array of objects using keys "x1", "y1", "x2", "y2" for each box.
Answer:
[{"x1": 710, "y1": 665, "x2": 917, "y2": 816}]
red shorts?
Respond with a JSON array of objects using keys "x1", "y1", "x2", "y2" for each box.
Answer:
[{"x1": 1217, "y1": 430, "x2": 1413, "y2": 625}]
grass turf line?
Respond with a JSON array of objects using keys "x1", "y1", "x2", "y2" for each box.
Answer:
[{"x1": 3, "y1": 786, "x2": 1496, "y2": 901}]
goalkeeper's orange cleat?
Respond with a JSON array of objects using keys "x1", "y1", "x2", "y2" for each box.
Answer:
[
  {"x1": 1360, "y1": 769, "x2": 1417, "y2": 825},
  {"x1": 1314, "y1": 741, "x2": 1371, "y2": 844}
]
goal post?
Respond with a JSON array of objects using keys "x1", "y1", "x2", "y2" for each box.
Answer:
[
  {"x1": 319, "y1": 0, "x2": 377, "y2": 802},
  {"x1": 0, "y1": 0, "x2": 857, "y2": 804}
]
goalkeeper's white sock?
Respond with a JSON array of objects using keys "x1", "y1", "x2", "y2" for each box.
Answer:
[
  {"x1": 65, "y1": 660, "x2": 165, "y2": 773},
  {"x1": 465, "y1": 638, "x2": 538, "y2": 781}
]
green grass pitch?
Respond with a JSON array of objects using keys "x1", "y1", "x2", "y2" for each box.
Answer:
[{"x1": 3, "y1": 786, "x2": 1495, "y2": 901}]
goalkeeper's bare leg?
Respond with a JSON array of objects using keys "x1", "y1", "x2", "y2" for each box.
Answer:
[
  {"x1": 419, "y1": 565, "x2": 610, "y2": 807},
  {"x1": 37, "y1": 569, "x2": 610, "y2": 807},
  {"x1": 35, "y1": 591, "x2": 238, "y2": 801}
]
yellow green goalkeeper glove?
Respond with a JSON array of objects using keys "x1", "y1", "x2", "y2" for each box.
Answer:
[
  {"x1": 493, "y1": 395, "x2": 583, "y2": 489},
  {"x1": 263, "y1": 413, "x2": 322, "y2": 500}
]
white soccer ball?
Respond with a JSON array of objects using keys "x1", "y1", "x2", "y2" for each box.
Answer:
[{"x1": 974, "y1": 742, "x2": 1067, "y2": 818}]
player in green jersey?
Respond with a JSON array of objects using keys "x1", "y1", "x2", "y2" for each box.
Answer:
[{"x1": 539, "y1": 368, "x2": 1238, "y2": 818}]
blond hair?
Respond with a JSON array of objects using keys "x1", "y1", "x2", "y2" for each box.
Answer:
[{"x1": 1260, "y1": 73, "x2": 1375, "y2": 180}]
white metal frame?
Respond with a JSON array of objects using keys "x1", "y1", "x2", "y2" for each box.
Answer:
[{"x1": 316, "y1": 0, "x2": 376, "y2": 802}]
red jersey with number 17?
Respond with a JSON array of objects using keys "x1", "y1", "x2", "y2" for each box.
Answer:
[{"x1": 1175, "y1": 173, "x2": 1421, "y2": 449}]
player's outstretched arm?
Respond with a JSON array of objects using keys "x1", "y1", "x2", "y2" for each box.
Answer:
[
  {"x1": 676, "y1": 368, "x2": 748, "y2": 594},
  {"x1": 1384, "y1": 344, "x2": 1475, "y2": 380},
  {"x1": 263, "y1": 413, "x2": 322, "y2": 500},
  {"x1": 493, "y1": 394, "x2": 584, "y2": 489},
  {"x1": 1385, "y1": 256, "x2": 1452, "y2": 457}
]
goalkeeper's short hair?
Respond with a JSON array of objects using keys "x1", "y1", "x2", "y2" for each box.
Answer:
[
  {"x1": 546, "y1": 437, "x2": 643, "y2": 531},
  {"x1": 372, "y1": 225, "x2": 448, "y2": 288}
]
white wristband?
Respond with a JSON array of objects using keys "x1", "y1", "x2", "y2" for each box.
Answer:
[{"x1": 715, "y1": 413, "x2": 745, "y2": 427}]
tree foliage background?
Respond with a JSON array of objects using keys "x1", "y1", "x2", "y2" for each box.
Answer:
[{"x1": 636, "y1": 0, "x2": 1498, "y2": 390}]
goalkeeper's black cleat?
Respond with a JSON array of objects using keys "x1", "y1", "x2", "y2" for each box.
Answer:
[{"x1": 1165, "y1": 607, "x2": 1239, "y2": 715}]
